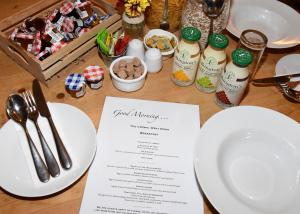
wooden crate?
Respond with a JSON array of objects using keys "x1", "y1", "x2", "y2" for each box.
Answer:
[{"x1": 0, "y1": 0, "x2": 122, "y2": 84}]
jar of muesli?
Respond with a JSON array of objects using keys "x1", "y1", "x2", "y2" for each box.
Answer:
[{"x1": 181, "y1": 0, "x2": 231, "y2": 49}]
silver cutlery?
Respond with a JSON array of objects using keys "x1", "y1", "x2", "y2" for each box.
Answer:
[
  {"x1": 6, "y1": 94, "x2": 50, "y2": 182},
  {"x1": 160, "y1": 0, "x2": 169, "y2": 30},
  {"x1": 252, "y1": 73, "x2": 300, "y2": 85},
  {"x1": 203, "y1": 0, "x2": 225, "y2": 46},
  {"x1": 32, "y1": 79, "x2": 72, "y2": 170},
  {"x1": 22, "y1": 90, "x2": 60, "y2": 178},
  {"x1": 278, "y1": 82, "x2": 300, "y2": 103}
]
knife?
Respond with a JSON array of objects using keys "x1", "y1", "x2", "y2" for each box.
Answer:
[
  {"x1": 32, "y1": 79, "x2": 72, "y2": 170},
  {"x1": 252, "y1": 73, "x2": 300, "y2": 85}
]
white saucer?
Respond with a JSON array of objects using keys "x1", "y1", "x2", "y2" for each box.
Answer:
[
  {"x1": 194, "y1": 106, "x2": 300, "y2": 214},
  {"x1": 0, "y1": 102, "x2": 97, "y2": 197},
  {"x1": 275, "y1": 54, "x2": 300, "y2": 91}
]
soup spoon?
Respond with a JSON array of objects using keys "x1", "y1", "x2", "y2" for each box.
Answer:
[{"x1": 6, "y1": 94, "x2": 50, "y2": 183}]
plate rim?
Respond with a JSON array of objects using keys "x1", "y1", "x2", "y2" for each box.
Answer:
[
  {"x1": 226, "y1": 0, "x2": 300, "y2": 49},
  {"x1": 194, "y1": 106, "x2": 300, "y2": 214},
  {"x1": 0, "y1": 102, "x2": 97, "y2": 197}
]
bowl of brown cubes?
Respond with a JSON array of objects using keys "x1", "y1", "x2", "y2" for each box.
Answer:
[{"x1": 110, "y1": 56, "x2": 147, "y2": 92}]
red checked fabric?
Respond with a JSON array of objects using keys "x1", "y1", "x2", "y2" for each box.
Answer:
[
  {"x1": 35, "y1": 47, "x2": 51, "y2": 60},
  {"x1": 62, "y1": 17, "x2": 74, "y2": 33},
  {"x1": 15, "y1": 33, "x2": 34, "y2": 40},
  {"x1": 47, "y1": 9, "x2": 59, "y2": 22},
  {"x1": 31, "y1": 31, "x2": 42, "y2": 55},
  {"x1": 83, "y1": 66, "x2": 104, "y2": 81},
  {"x1": 60, "y1": 1, "x2": 75, "y2": 15},
  {"x1": 51, "y1": 41, "x2": 67, "y2": 53}
]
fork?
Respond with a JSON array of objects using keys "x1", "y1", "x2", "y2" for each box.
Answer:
[
  {"x1": 22, "y1": 90, "x2": 60, "y2": 177},
  {"x1": 278, "y1": 83, "x2": 300, "y2": 103}
]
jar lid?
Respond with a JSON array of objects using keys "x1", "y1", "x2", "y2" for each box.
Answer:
[
  {"x1": 181, "y1": 27, "x2": 201, "y2": 42},
  {"x1": 208, "y1": 33, "x2": 229, "y2": 49},
  {"x1": 84, "y1": 12, "x2": 98, "y2": 27},
  {"x1": 60, "y1": 1, "x2": 75, "y2": 15},
  {"x1": 65, "y1": 73, "x2": 85, "y2": 91},
  {"x1": 231, "y1": 48, "x2": 253, "y2": 67},
  {"x1": 83, "y1": 65, "x2": 104, "y2": 81}
]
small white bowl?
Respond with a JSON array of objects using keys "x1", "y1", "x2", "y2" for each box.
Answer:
[
  {"x1": 144, "y1": 29, "x2": 178, "y2": 59},
  {"x1": 109, "y1": 56, "x2": 148, "y2": 92}
]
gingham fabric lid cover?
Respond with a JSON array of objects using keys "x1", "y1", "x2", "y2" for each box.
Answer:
[
  {"x1": 65, "y1": 73, "x2": 85, "y2": 90},
  {"x1": 83, "y1": 66, "x2": 104, "y2": 81},
  {"x1": 60, "y1": 1, "x2": 75, "y2": 15}
]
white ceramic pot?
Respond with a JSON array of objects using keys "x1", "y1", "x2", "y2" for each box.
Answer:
[{"x1": 109, "y1": 56, "x2": 148, "y2": 92}]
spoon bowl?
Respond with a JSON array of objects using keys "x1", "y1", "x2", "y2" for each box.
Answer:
[
  {"x1": 203, "y1": 0, "x2": 225, "y2": 46},
  {"x1": 6, "y1": 94, "x2": 50, "y2": 183},
  {"x1": 6, "y1": 94, "x2": 28, "y2": 125},
  {"x1": 203, "y1": 0, "x2": 225, "y2": 18}
]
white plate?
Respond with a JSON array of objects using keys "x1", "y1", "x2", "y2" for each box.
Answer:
[
  {"x1": 226, "y1": 0, "x2": 300, "y2": 49},
  {"x1": 0, "y1": 102, "x2": 97, "y2": 197},
  {"x1": 275, "y1": 54, "x2": 300, "y2": 91},
  {"x1": 194, "y1": 106, "x2": 300, "y2": 214}
]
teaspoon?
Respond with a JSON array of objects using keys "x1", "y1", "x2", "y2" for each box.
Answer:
[{"x1": 6, "y1": 94, "x2": 50, "y2": 183}]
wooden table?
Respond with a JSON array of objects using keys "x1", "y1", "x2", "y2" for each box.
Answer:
[{"x1": 0, "y1": 1, "x2": 299, "y2": 214}]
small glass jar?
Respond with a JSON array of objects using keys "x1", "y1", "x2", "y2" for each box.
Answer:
[
  {"x1": 83, "y1": 65, "x2": 104, "y2": 89},
  {"x1": 122, "y1": 13, "x2": 144, "y2": 39},
  {"x1": 215, "y1": 48, "x2": 253, "y2": 108},
  {"x1": 75, "y1": 1, "x2": 93, "y2": 21},
  {"x1": 65, "y1": 73, "x2": 86, "y2": 98},
  {"x1": 195, "y1": 33, "x2": 228, "y2": 93},
  {"x1": 171, "y1": 27, "x2": 201, "y2": 86}
]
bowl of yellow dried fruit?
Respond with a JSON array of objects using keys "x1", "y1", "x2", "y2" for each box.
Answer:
[{"x1": 144, "y1": 29, "x2": 178, "y2": 59}]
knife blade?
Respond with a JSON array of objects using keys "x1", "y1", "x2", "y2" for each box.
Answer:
[
  {"x1": 32, "y1": 79, "x2": 72, "y2": 170},
  {"x1": 252, "y1": 73, "x2": 300, "y2": 85}
]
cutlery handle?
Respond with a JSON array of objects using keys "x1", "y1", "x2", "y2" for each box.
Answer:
[
  {"x1": 35, "y1": 122, "x2": 60, "y2": 177},
  {"x1": 24, "y1": 128, "x2": 50, "y2": 182},
  {"x1": 162, "y1": 0, "x2": 168, "y2": 20},
  {"x1": 48, "y1": 117, "x2": 72, "y2": 170}
]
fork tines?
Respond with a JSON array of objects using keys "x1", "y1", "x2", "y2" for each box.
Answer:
[{"x1": 22, "y1": 90, "x2": 37, "y2": 110}]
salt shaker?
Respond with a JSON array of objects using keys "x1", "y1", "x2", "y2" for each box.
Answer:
[
  {"x1": 145, "y1": 48, "x2": 162, "y2": 73},
  {"x1": 126, "y1": 39, "x2": 145, "y2": 60}
]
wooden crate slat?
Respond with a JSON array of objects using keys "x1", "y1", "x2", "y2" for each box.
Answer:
[
  {"x1": 0, "y1": 0, "x2": 121, "y2": 84},
  {"x1": 0, "y1": 0, "x2": 60, "y2": 31}
]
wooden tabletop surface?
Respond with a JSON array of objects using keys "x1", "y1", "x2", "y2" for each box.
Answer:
[{"x1": 0, "y1": 0, "x2": 299, "y2": 214}]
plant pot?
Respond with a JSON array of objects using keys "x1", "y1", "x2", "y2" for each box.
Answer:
[{"x1": 122, "y1": 12, "x2": 145, "y2": 39}]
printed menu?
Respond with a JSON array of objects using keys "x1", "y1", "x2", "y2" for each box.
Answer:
[{"x1": 80, "y1": 97, "x2": 203, "y2": 214}]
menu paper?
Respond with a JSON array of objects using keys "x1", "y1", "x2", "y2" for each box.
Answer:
[{"x1": 80, "y1": 97, "x2": 203, "y2": 214}]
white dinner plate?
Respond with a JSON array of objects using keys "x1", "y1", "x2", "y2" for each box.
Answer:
[
  {"x1": 194, "y1": 106, "x2": 300, "y2": 214},
  {"x1": 275, "y1": 54, "x2": 300, "y2": 91},
  {"x1": 0, "y1": 102, "x2": 97, "y2": 197},
  {"x1": 226, "y1": 0, "x2": 300, "y2": 49}
]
